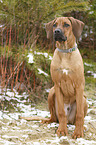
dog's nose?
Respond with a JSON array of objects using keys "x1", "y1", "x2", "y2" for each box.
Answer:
[{"x1": 54, "y1": 28, "x2": 62, "y2": 34}]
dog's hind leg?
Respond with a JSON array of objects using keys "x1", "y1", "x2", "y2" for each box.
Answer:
[
  {"x1": 42, "y1": 87, "x2": 58, "y2": 123},
  {"x1": 19, "y1": 86, "x2": 57, "y2": 123}
]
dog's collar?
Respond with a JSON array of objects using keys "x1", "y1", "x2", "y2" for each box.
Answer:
[{"x1": 57, "y1": 47, "x2": 77, "y2": 53}]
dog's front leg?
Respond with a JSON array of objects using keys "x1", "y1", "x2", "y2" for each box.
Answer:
[
  {"x1": 55, "y1": 85, "x2": 68, "y2": 136},
  {"x1": 72, "y1": 85, "x2": 84, "y2": 139}
]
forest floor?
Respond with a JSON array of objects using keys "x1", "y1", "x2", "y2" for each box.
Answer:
[{"x1": 0, "y1": 84, "x2": 96, "y2": 145}]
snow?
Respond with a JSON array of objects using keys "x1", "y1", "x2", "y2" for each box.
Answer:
[
  {"x1": 76, "y1": 138, "x2": 96, "y2": 145},
  {"x1": 38, "y1": 68, "x2": 48, "y2": 76},
  {"x1": 84, "y1": 116, "x2": 91, "y2": 121},
  {"x1": 32, "y1": 125, "x2": 39, "y2": 128},
  {"x1": 27, "y1": 51, "x2": 52, "y2": 77},
  {"x1": 33, "y1": 142, "x2": 40, "y2": 145},
  {"x1": 84, "y1": 62, "x2": 93, "y2": 67},
  {"x1": 47, "y1": 123, "x2": 59, "y2": 128},
  {"x1": 87, "y1": 71, "x2": 96, "y2": 78},
  {"x1": 92, "y1": 72, "x2": 96, "y2": 78},
  {"x1": 0, "y1": 24, "x2": 4, "y2": 27},
  {"x1": 34, "y1": 51, "x2": 52, "y2": 60},
  {"x1": 34, "y1": 51, "x2": 48, "y2": 58},
  {"x1": 45, "y1": 88, "x2": 50, "y2": 93},
  {"x1": 89, "y1": 11, "x2": 94, "y2": 14},
  {"x1": 27, "y1": 53, "x2": 34, "y2": 64},
  {"x1": 0, "y1": 88, "x2": 96, "y2": 144},
  {"x1": 6, "y1": 91, "x2": 14, "y2": 97},
  {"x1": 2, "y1": 135, "x2": 18, "y2": 139}
]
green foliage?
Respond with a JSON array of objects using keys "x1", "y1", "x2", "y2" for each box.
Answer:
[
  {"x1": 26, "y1": 49, "x2": 51, "y2": 81},
  {"x1": 88, "y1": 0, "x2": 96, "y2": 19},
  {"x1": 0, "y1": 0, "x2": 89, "y2": 47}
]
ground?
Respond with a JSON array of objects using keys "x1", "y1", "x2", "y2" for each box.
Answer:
[{"x1": 0, "y1": 86, "x2": 96, "y2": 145}]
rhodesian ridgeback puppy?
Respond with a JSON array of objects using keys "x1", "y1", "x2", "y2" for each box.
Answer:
[{"x1": 45, "y1": 17, "x2": 88, "y2": 139}]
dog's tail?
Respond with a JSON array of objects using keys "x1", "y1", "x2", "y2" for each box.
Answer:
[{"x1": 19, "y1": 116, "x2": 48, "y2": 121}]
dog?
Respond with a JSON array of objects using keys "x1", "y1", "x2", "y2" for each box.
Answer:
[
  {"x1": 44, "y1": 17, "x2": 88, "y2": 139},
  {"x1": 20, "y1": 17, "x2": 88, "y2": 139}
]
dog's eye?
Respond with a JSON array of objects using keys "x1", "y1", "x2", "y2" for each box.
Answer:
[
  {"x1": 64, "y1": 23, "x2": 70, "y2": 27},
  {"x1": 53, "y1": 23, "x2": 57, "y2": 27}
]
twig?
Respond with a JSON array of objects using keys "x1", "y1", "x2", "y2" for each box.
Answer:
[{"x1": 4, "y1": 61, "x2": 23, "y2": 87}]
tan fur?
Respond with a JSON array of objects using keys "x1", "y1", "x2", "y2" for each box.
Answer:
[
  {"x1": 20, "y1": 17, "x2": 88, "y2": 139},
  {"x1": 44, "y1": 17, "x2": 88, "y2": 139}
]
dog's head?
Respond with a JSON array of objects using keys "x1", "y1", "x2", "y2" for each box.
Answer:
[{"x1": 45, "y1": 17, "x2": 84, "y2": 41}]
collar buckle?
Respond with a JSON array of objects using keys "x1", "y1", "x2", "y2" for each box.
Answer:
[{"x1": 69, "y1": 48, "x2": 72, "y2": 53}]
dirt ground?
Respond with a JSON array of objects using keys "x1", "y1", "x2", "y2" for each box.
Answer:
[{"x1": 0, "y1": 88, "x2": 96, "y2": 145}]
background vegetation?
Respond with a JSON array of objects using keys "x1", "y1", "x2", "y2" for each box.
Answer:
[{"x1": 0, "y1": 0, "x2": 96, "y2": 101}]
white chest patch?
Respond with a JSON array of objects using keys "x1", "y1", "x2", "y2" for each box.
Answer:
[{"x1": 62, "y1": 69, "x2": 69, "y2": 75}]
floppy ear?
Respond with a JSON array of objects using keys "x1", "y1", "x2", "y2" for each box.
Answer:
[
  {"x1": 68, "y1": 17, "x2": 84, "y2": 39},
  {"x1": 45, "y1": 19, "x2": 56, "y2": 39}
]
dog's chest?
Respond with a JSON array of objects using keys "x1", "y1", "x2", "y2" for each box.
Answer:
[
  {"x1": 51, "y1": 53, "x2": 73, "y2": 82},
  {"x1": 51, "y1": 51, "x2": 76, "y2": 99}
]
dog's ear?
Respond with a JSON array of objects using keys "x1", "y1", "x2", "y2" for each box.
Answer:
[
  {"x1": 68, "y1": 17, "x2": 84, "y2": 39},
  {"x1": 45, "y1": 19, "x2": 56, "y2": 39}
]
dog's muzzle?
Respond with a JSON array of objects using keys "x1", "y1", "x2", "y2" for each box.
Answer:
[{"x1": 54, "y1": 28, "x2": 67, "y2": 42}]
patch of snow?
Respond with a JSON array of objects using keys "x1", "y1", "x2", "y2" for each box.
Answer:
[
  {"x1": 2, "y1": 127, "x2": 8, "y2": 131},
  {"x1": 0, "y1": 95, "x2": 3, "y2": 99},
  {"x1": 12, "y1": 126, "x2": 20, "y2": 130},
  {"x1": 46, "y1": 136, "x2": 60, "y2": 144},
  {"x1": 89, "y1": 11, "x2": 94, "y2": 14},
  {"x1": 49, "y1": 55, "x2": 53, "y2": 60},
  {"x1": 27, "y1": 53, "x2": 34, "y2": 64},
  {"x1": 90, "y1": 29, "x2": 93, "y2": 34},
  {"x1": 93, "y1": 73, "x2": 96, "y2": 78},
  {"x1": 84, "y1": 33, "x2": 88, "y2": 37},
  {"x1": 38, "y1": 68, "x2": 48, "y2": 76},
  {"x1": 47, "y1": 123, "x2": 59, "y2": 128},
  {"x1": 67, "y1": 125, "x2": 75, "y2": 131},
  {"x1": 34, "y1": 51, "x2": 52, "y2": 60},
  {"x1": 8, "y1": 112, "x2": 21, "y2": 120},
  {"x1": 15, "y1": 94, "x2": 23, "y2": 98},
  {"x1": 3, "y1": 113, "x2": 12, "y2": 120},
  {"x1": 2, "y1": 135, "x2": 18, "y2": 139},
  {"x1": 84, "y1": 62, "x2": 93, "y2": 67},
  {"x1": 45, "y1": 89, "x2": 50, "y2": 93},
  {"x1": 35, "y1": 109, "x2": 50, "y2": 118},
  {"x1": 33, "y1": 142, "x2": 40, "y2": 145},
  {"x1": 76, "y1": 138, "x2": 96, "y2": 145},
  {"x1": 32, "y1": 125, "x2": 39, "y2": 128},
  {"x1": 4, "y1": 96, "x2": 11, "y2": 101},
  {"x1": 87, "y1": 71, "x2": 96, "y2": 78},
  {"x1": 6, "y1": 91, "x2": 14, "y2": 97},
  {"x1": 46, "y1": 135, "x2": 69, "y2": 144},
  {"x1": 0, "y1": 24, "x2": 4, "y2": 28},
  {"x1": 34, "y1": 51, "x2": 48, "y2": 58},
  {"x1": 22, "y1": 134, "x2": 28, "y2": 138},
  {"x1": 84, "y1": 116, "x2": 91, "y2": 122},
  {"x1": 19, "y1": 104, "x2": 32, "y2": 112},
  {"x1": 0, "y1": 140, "x2": 16, "y2": 145}
]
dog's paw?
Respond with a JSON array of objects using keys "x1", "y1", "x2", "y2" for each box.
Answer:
[
  {"x1": 56, "y1": 126, "x2": 68, "y2": 136},
  {"x1": 72, "y1": 128, "x2": 84, "y2": 139}
]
